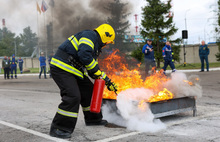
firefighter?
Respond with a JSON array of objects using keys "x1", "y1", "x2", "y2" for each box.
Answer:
[
  {"x1": 10, "y1": 54, "x2": 17, "y2": 79},
  {"x1": 142, "y1": 39, "x2": 156, "y2": 77},
  {"x1": 161, "y1": 41, "x2": 176, "y2": 75},
  {"x1": 49, "y1": 24, "x2": 118, "y2": 139}
]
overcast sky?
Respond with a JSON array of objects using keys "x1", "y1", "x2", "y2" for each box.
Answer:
[{"x1": 0, "y1": 0, "x2": 218, "y2": 44}]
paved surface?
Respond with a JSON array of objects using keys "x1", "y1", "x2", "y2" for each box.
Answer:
[{"x1": 0, "y1": 70, "x2": 220, "y2": 142}]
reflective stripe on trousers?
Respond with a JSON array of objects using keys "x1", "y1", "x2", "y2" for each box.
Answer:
[{"x1": 57, "y1": 108, "x2": 78, "y2": 118}]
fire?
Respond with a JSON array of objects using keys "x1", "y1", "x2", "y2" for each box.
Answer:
[
  {"x1": 138, "y1": 100, "x2": 147, "y2": 110},
  {"x1": 148, "y1": 88, "x2": 174, "y2": 103},
  {"x1": 99, "y1": 49, "x2": 174, "y2": 102},
  {"x1": 183, "y1": 80, "x2": 193, "y2": 86}
]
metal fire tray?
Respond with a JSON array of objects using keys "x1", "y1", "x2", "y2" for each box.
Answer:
[{"x1": 103, "y1": 97, "x2": 196, "y2": 118}]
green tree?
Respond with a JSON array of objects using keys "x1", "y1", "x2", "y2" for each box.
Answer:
[
  {"x1": 0, "y1": 27, "x2": 16, "y2": 56},
  {"x1": 131, "y1": 43, "x2": 145, "y2": 62},
  {"x1": 19, "y1": 26, "x2": 38, "y2": 56},
  {"x1": 140, "y1": 0, "x2": 180, "y2": 67},
  {"x1": 215, "y1": 0, "x2": 220, "y2": 61},
  {"x1": 106, "y1": 0, "x2": 131, "y2": 52}
]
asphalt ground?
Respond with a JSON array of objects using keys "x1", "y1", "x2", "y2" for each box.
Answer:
[{"x1": 0, "y1": 70, "x2": 220, "y2": 142}]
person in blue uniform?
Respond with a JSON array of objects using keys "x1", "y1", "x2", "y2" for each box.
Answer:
[
  {"x1": 49, "y1": 24, "x2": 118, "y2": 139},
  {"x1": 199, "y1": 40, "x2": 209, "y2": 72},
  {"x1": 162, "y1": 41, "x2": 176, "y2": 75},
  {"x1": 142, "y1": 39, "x2": 156, "y2": 77},
  {"x1": 10, "y1": 54, "x2": 17, "y2": 79},
  {"x1": 18, "y1": 57, "x2": 23, "y2": 74},
  {"x1": 39, "y1": 52, "x2": 47, "y2": 79}
]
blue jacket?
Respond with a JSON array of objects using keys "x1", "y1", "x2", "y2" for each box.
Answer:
[
  {"x1": 39, "y1": 56, "x2": 46, "y2": 67},
  {"x1": 162, "y1": 45, "x2": 173, "y2": 61},
  {"x1": 18, "y1": 59, "x2": 23, "y2": 67},
  {"x1": 199, "y1": 44, "x2": 209, "y2": 56},
  {"x1": 10, "y1": 57, "x2": 17, "y2": 67},
  {"x1": 142, "y1": 44, "x2": 155, "y2": 60}
]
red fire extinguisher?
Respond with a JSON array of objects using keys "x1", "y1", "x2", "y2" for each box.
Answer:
[{"x1": 90, "y1": 79, "x2": 105, "y2": 113}]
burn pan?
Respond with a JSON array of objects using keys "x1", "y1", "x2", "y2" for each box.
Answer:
[{"x1": 102, "y1": 97, "x2": 196, "y2": 118}]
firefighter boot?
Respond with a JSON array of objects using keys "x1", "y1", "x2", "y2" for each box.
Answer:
[
  {"x1": 85, "y1": 120, "x2": 108, "y2": 126},
  {"x1": 50, "y1": 125, "x2": 71, "y2": 139}
]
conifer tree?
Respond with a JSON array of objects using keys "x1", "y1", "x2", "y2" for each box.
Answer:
[
  {"x1": 0, "y1": 27, "x2": 16, "y2": 56},
  {"x1": 106, "y1": 0, "x2": 130, "y2": 51}
]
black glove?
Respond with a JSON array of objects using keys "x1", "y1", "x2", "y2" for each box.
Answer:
[{"x1": 105, "y1": 78, "x2": 118, "y2": 92}]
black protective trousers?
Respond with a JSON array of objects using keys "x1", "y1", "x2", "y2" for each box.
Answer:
[
  {"x1": 4, "y1": 67, "x2": 10, "y2": 79},
  {"x1": 50, "y1": 66, "x2": 103, "y2": 133}
]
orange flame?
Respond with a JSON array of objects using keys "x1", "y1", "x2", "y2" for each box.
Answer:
[
  {"x1": 148, "y1": 88, "x2": 174, "y2": 103},
  {"x1": 138, "y1": 100, "x2": 147, "y2": 110},
  {"x1": 99, "y1": 49, "x2": 174, "y2": 102},
  {"x1": 183, "y1": 80, "x2": 193, "y2": 86}
]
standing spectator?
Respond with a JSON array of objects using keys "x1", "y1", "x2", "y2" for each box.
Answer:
[
  {"x1": 162, "y1": 41, "x2": 176, "y2": 75},
  {"x1": 39, "y1": 52, "x2": 47, "y2": 79},
  {"x1": 10, "y1": 54, "x2": 17, "y2": 79},
  {"x1": 142, "y1": 39, "x2": 156, "y2": 77},
  {"x1": 18, "y1": 57, "x2": 24, "y2": 74},
  {"x1": 2, "y1": 56, "x2": 10, "y2": 79},
  {"x1": 199, "y1": 40, "x2": 209, "y2": 72},
  {"x1": 48, "y1": 52, "x2": 54, "y2": 78}
]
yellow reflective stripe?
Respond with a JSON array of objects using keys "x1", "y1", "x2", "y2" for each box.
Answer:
[
  {"x1": 172, "y1": 52, "x2": 174, "y2": 55},
  {"x1": 94, "y1": 70, "x2": 101, "y2": 76},
  {"x1": 57, "y1": 108, "x2": 78, "y2": 118},
  {"x1": 68, "y1": 35, "x2": 79, "y2": 51},
  {"x1": 82, "y1": 106, "x2": 90, "y2": 111},
  {"x1": 101, "y1": 72, "x2": 107, "y2": 79},
  {"x1": 50, "y1": 58, "x2": 83, "y2": 78},
  {"x1": 85, "y1": 59, "x2": 97, "y2": 70},
  {"x1": 79, "y1": 37, "x2": 94, "y2": 49}
]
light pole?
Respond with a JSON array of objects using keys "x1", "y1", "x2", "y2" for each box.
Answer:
[
  {"x1": 185, "y1": 9, "x2": 190, "y2": 30},
  {"x1": 183, "y1": 9, "x2": 190, "y2": 67}
]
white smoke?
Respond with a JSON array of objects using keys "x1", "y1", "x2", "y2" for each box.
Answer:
[
  {"x1": 164, "y1": 72, "x2": 202, "y2": 98},
  {"x1": 103, "y1": 72, "x2": 202, "y2": 132},
  {"x1": 103, "y1": 88, "x2": 166, "y2": 132}
]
